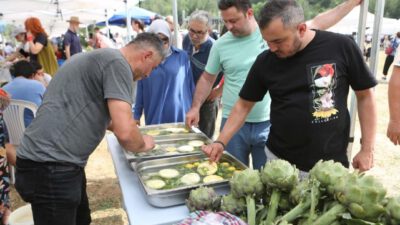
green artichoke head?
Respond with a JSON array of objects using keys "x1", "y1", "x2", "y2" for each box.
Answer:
[
  {"x1": 186, "y1": 186, "x2": 221, "y2": 212},
  {"x1": 261, "y1": 159, "x2": 299, "y2": 192},
  {"x1": 230, "y1": 168, "x2": 264, "y2": 199},
  {"x1": 309, "y1": 160, "x2": 348, "y2": 194},
  {"x1": 334, "y1": 172, "x2": 387, "y2": 221},
  {"x1": 290, "y1": 179, "x2": 312, "y2": 204},
  {"x1": 221, "y1": 193, "x2": 247, "y2": 215},
  {"x1": 386, "y1": 196, "x2": 400, "y2": 224}
]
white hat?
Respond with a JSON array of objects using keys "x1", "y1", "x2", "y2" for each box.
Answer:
[{"x1": 12, "y1": 26, "x2": 25, "y2": 38}]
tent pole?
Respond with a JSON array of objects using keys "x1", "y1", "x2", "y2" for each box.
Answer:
[
  {"x1": 125, "y1": 0, "x2": 132, "y2": 42},
  {"x1": 105, "y1": 9, "x2": 110, "y2": 39},
  {"x1": 172, "y1": 0, "x2": 181, "y2": 48},
  {"x1": 369, "y1": 0, "x2": 385, "y2": 77},
  {"x1": 347, "y1": 0, "x2": 385, "y2": 164}
]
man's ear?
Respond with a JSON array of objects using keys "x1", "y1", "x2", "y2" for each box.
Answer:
[
  {"x1": 246, "y1": 8, "x2": 254, "y2": 18},
  {"x1": 143, "y1": 50, "x2": 154, "y2": 61},
  {"x1": 298, "y1": 23, "x2": 307, "y2": 37}
]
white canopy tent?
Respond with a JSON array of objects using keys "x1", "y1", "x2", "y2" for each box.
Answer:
[
  {"x1": 0, "y1": 0, "x2": 139, "y2": 37},
  {"x1": 328, "y1": 5, "x2": 400, "y2": 36}
]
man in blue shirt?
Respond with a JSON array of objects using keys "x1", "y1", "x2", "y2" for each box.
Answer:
[
  {"x1": 183, "y1": 10, "x2": 223, "y2": 138},
  {"x1": 3, "y1": 60, "x2": 45, "y2": 127},
  {"x1": 134, "y1": 20, "x2": 195, "y2": 125},
  {"x1": 63, "y1": 16, "x2": 83, "y2": 59}
]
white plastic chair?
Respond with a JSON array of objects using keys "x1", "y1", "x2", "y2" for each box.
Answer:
[{"x1": 3, "y1": 99, "x2": 38, "y2": 183}]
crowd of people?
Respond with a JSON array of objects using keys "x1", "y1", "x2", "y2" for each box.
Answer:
[{"x1": 0, "y1": 0, "x2": 399, "y2": 224}]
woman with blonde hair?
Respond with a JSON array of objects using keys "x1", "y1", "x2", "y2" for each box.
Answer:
[{"x1": 25, "y1": 17, "x2": 58, "y2": 76}]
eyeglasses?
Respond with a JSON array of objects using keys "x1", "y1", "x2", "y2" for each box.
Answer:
[
  {"x1": 189, "y1": 28, "x2": 207, "y2": 36},
  {"x1": 160, "y1": 37, "x2": 169, "y2": 45}
]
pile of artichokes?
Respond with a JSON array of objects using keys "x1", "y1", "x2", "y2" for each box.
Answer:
[{"x1": 186, "y1": 159, "x2": 400, "y2": 225}]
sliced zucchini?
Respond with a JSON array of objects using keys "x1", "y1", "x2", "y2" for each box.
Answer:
[
  {"x1": 177, "y1": 145, "x2": 195, "y2": 152},
  {"x1": 188, "y1": 140, "x2": 205, "y2": 147},
  {"x1": 165, "y1": 146, "x2": 177, "y2": 152},
  {"x1": 146, "y1": 130, "x2": 160, "y2": 136},
  {"x1": 180, "y1": 173, "x2": 201, "y2": 185},
  {"x1": 145, "y1": 179, "x2": 166, "y2": 189},
  {"x1": 203, "y1": 175, "x2": 224, "y2": 183},
  {"x1": 159, "y1": 169, "x2": 180, "y2": 179},
  {"x1": 165, "y1": 127, "x2": 187, "y2": 133},
  {"x1": 197, "y1": 161, "x2": 218, "y2": 176}
]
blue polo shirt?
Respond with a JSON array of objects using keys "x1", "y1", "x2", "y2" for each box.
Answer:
[
  {"x1": 63, "y1": 29, "x2": 82, "y2": 57},
  {"x1": 134, "y1": 47, "x2": 195, "y2": 125},
  {"x1": 183, "y1": 35, "x2": 222, "y2": 87}
]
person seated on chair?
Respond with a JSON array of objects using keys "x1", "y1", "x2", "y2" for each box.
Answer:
[{"x1": 3, "y1": 60, "x2": 45, "y2": 127}]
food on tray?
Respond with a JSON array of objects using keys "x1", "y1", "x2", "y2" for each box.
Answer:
[
  {"x1": 165, "y1": 146, "x2": 177, "y2": 152},
  {"x1": 203, "y1": 175, "x2": 224, "y2": 183},
  {"x1": 178, "y1": 145, "x2": 195, "y2": 152},
  {"x1": 145, "y1": 179, "x2": 166, "y2": 189},
  {"x1": 142, "y1": 160, "x2": 243, "y2": 190},
  {"x1": 197, "y1": 161, "x2": 218, "y2": 176},
  {"x1": 143, "y1": 127, "x2": 189, "y2": 136},
  {"x1": 188, "y1": 140, "x2": 204, "y2": 147},
  {"x1": 180, "y1": 173, "x2": 201, "y2": 185},
  {"x1": 159, "y1": 169, "x2": 180, "y2": 179}
]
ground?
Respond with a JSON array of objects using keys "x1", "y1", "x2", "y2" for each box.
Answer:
[{"x1": 9, "y1": 51, "x2": 400, "y2": 225}]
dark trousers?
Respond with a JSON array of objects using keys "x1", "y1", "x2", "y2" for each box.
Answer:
[
  {"x1": 199, "y1": 100, "x2": 219, "y2": 138},
  {"x1": 15, "y1": 157, "x2": 91, "y2": 225},
  {"x1": 383, "y1": 54, "x2": 395, "y2": 75}
]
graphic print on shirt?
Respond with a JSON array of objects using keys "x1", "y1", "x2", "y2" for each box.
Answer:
[{"x1": 311, "y1": 63, "x2": 338, "y2": 123}]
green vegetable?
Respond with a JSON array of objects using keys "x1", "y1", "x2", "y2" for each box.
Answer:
[
  {"x1": 386, "y1": 196, "x2": 400, "y2": 225},
  {"x1": 221, "y1": 193, "x2": 247, "y2": 216},
  {"x1": 260, "y1": 159, "x2": 299, "y2": 225},
  {"x1": 186, "y1": 186, "x2": 221, "y2": 212},
  {"x1": 230, "y1": 168, "x2": 264, "y2": 225}
]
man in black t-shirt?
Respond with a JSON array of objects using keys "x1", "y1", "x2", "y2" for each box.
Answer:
[{"x1": 203, "y1": 0, "x2": 377, "y2": 172}]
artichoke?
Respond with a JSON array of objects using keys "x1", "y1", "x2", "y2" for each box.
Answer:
[
  {"x1": 312, "y1": 172, "x2": 387, "y2": 225},
  {"x1": 260, "y1": 159, "x2": 299, "y2": 225},
  {"x1": 230, "y1": 168, "x2": 264, "y2": 225},
  {"x1": 278, "y1": 179, "x2": 320, "y2": 224},
  {"x1": 386, "y1": 196, "x2": 400, "y2": 225},
  {"x1": 309, "y1": 160, "x2": 348, "y2": 195},
  {"x1": 221, "y1": 193, "x2": 247, "y2": 216},
  {"x1": 186, "y1": 186, "x2": 221, "y2": 212}
]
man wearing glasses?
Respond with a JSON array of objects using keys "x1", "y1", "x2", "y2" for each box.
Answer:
[{"x1": 183, "y1": 10, "x2": 223, "y2": 139}]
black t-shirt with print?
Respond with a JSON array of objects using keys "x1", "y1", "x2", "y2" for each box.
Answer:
[
  {"x1": 30, "y1": 33, "x2": 48, "y2": 62},
  {"x1": 239, "y1": 30, "x2": 377, "y2": 171}
]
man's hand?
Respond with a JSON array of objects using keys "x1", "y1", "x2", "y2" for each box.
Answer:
[
  {"x1": 349, "y1": 0, "x2": 363, "y2": 6},
  {"x1": 352, "y1": 148, "x2": 374, "y2": 172},
  {"x1": 206, "y1": 86, "x2": 223, "y2": 102},
  {"x1": 185, "y1": 108, "x2": 200, "y2": 128},
  {"x1": 387, "y1": 120, "x2": 400, "y2": 145},
  {"x1": 141, "y1": 135, "x2": 155, "y2": 152},
  {"x1": 202, "y1": 142, "x2": 224, "y2": 162}
]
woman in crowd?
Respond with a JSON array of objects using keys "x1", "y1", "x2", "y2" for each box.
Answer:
[{"x1": 25, "y1": 17, "x2": 58, "y2": 76}]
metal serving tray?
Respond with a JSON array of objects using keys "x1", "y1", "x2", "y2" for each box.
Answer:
[
  {"x1": 124, "y1": 133, "x2": 212, "y2": 167},
  {"x1": 135, "y1": 152, "x2": 247, "y2": 207},
  {"x1": 139, "y1": 122, "x2": 202, "y2": 139}
]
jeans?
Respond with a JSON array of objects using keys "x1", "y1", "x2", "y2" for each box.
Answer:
[
  {"x1": 221, "y1": 118, "x2": 270, "y2": 169},
  {"x1": 199, "y1": 100, "x2": 219, "y2": 138},
  {"x1": 15, "y1": 157, "x2": 91, "y2": 225}
]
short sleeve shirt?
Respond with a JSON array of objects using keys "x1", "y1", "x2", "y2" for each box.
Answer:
[
  {"x1": 18, "y1": 48, "x2": 134, "y2": 167},
  {"x1": 239, "y1": 30, "x2": 377, "y2": 171},
  {"x1": 63, "y1": 29, "x2": 82, "y2": 56},
  {"x1": 205, "y1": 29, "x2": 270, "y2": 122},
  {"x1": 30, "y1": 33, "x2": 47, "y2": 62}
]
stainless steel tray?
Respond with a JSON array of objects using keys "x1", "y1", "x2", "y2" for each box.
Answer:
[
  {"x1": 124, "y1": 133, "x2": 212, "y2": 166},
  {"x1": 139, "y1": 122, "x2": 202, "y2": 139},
  {"x1": 135, "y1": 152, "x2": 247, "y2": 207}
]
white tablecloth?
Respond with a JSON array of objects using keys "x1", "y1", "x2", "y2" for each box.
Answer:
[{"x1": 106, "y1": 133, "x2": 189, "y2": 225}]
